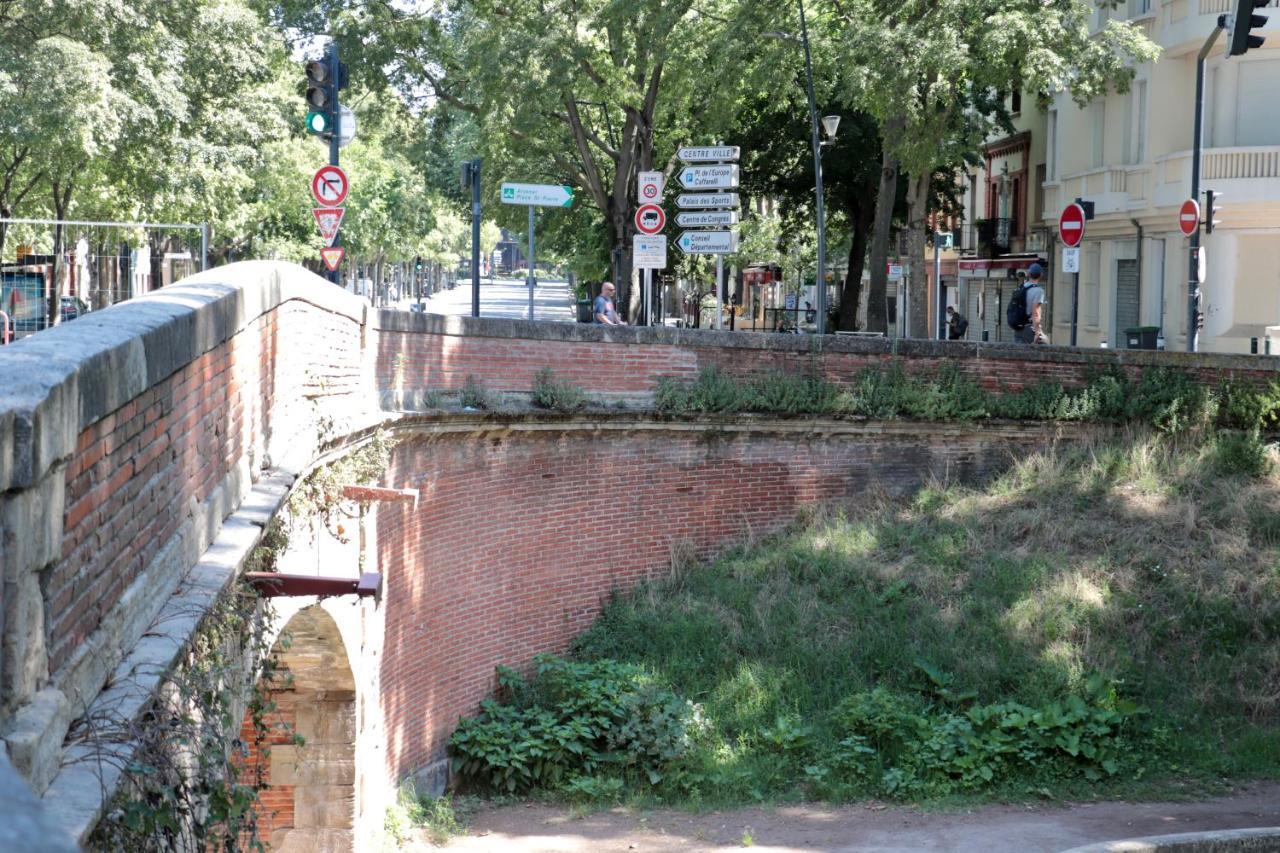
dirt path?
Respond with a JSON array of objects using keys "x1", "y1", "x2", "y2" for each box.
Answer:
[{"x1": 415, "y1": 783, "x2": 1280, "y2": 852}]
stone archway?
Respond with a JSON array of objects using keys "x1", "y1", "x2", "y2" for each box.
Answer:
[{"x1": 252, "y1": 605, "x2": 357, "y2": 851}]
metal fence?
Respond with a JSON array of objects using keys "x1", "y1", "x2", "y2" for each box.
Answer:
[{"x1": 0, "y1": 218, "x2": 208, "y2": 341}]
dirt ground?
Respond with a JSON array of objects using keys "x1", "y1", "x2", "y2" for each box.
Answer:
[{"x1": 409, "y1": 782, "x2": 1280, "y2": 852}]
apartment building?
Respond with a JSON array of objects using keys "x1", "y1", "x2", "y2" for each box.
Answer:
[{"x1": 949, "y1": 0, "x2": 1280, "y2": 352}]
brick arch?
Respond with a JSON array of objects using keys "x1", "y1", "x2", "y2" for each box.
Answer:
[{"x1": 249, "y1": 605, "x2": 356, "y2": 851}]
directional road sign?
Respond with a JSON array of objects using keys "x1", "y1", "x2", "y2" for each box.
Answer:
[
  {"x1": 638, "y1": 171, "x2": 664, "y2": 203},
  {"x1": 678, "y1": 145, "x2": 740, "y2": 162},
  {"x1": 634, "y1": 234, "x2": 667, "y2": 269},
  {"x1": 678, "y1": 165, "x2": 739, "y2": 190},
  {"x1": 313, "y1": 207, "x2": 346, "y2": 247},
  {"x1": 675, "y1": 192, "x2": 739, "y2": 209},
  {"x1": 312, "y1": 165, "x2": 349, "y2": 206},
  {"x1": 1059, "y1": 203, "x2": 1086, "y2": 248},
  {"x1": 1179, "y1": 198, "x2": 1201, "y2": 237},
  {"x1": 676, "y1": 210, "x2": 739, "y2": 228},
  {"x1": 320, "y1": 246, "x2": 345, "y2": 271},
  {"x1": 634, "y1": 204, "x2": 666, "y2": 235},
  {"x1": 676, "y1": 230, "x2": 738, "y2": 255},
  {"x1": 500, "y1": 182, "x2": 574, "y2": 207}
]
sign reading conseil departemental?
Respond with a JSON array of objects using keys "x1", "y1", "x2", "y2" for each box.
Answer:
[
  {"x1": 676, "y1": 230, "x2": 738, "y2": 255},
  {"x1": 500, "y1": 182, "x2": 574, "y2": 207},
  {"x1": 678, "y1": 146, "x2": 740, "y2": 162}
]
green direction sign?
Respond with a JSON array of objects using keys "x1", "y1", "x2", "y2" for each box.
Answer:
[{"x1": 500, "y1": 182, "x2": 574, "y2": 207}]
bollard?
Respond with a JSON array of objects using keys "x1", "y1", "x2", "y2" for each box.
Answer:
[
  {"x1": 1251, "y1": 337, "x2": 1259, "y2": 354},
  {"x1": 982, "y1": 330, "x2": 989, "y2": 342}
]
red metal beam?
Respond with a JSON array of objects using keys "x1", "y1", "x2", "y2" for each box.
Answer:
[
  {"x1": 341, "y1": 485, "x2": 418, "y2": 503},
  {"x1": 245, "y1": 572, "x2": 382, "y2": 599}
]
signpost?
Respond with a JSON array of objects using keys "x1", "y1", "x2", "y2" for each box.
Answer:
[
  {"x1": 320, "y1": 246, "x2": 345, "y2": 271},
  {"x1": 677, "y1": 165, "x2": 740, "y2": 190},
  {"x1": 311, "y1": 165, "x2": 349, "y2": 207},
  {"x1": 312, "y1": 207, "x2": 346, "y2": 247},
  {"x1": 634, "y1": 204, "x2": 666, "y2": 235},
  {"x1": 501, "y1": 181, "x2": 576, "y2": 320},
  {"x1": 675, "y1": 210, "x2": 738, "y2": 228},
  {"x1": 638, "y1": 171, "x2": 664, "y2": 202},
  {"x1": 676, "y1": 193, "x2": 739, "y2": 209},
  {"x1": 1179, "y1": 199, "x2": 1201, "y2": 237},
  {"x1": 677, "y1": 146, "x2": 741, "y2": 162},
  {"x1": 1059, "y1": 202, "x2": 1088, "y2": 346},
  {"x1": 676, "y1": 230, "x2": 738, "y2": 254}
]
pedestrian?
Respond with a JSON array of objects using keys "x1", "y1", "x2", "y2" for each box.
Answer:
[
  {"x1": 946, "y1": 306, "x2": 969, "y2": 340},
  {"x1": 1008, "y1": 263, "x2": 1047, "y2": 344},
  {"x1": 594, "y1": 281, "x2": 625, "y2": 325}
]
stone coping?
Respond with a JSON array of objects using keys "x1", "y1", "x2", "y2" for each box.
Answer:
[
  {"x1": 373, "y1": 306, "x2": 1280, "y2": 374},
  {"x1": 1059, "y1": 826, "x2": 1280, "y2": 852}
]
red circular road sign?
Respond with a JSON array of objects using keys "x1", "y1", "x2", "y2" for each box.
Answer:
[
  {"x1": 311, "y1": 165, "x2": 349, "y2": 206},
  {"x1": 1059, "y1": 203, "x2": 1086, "y2": 248},
  {"x1": 634, "y1": 203, "x2": 666, "y2": 235},
  {"x1": 1179, "y1": 198, "x2": 1201, "y2": 237}
]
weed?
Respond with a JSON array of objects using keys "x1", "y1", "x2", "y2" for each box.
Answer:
[
  {"x1": 460, "y1": 374, "x2": 493, "y2": 409},
  {"x1": 383, "y1": 784, "x2": 474, "y2": 846},
  {"x1": 1212, "y1": 431, "x2": 1273, "y2": 478},
  {"x1": 532, "y1": 368, "x2": 588, "y2": 411}
]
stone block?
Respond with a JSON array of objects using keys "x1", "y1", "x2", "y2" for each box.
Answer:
[
  {"x1": 272, "y1": 827, "x2": 354, "y2": 853},
  {"x1": 0, "y1": 749, "x2": 78, "y2": 852},
  {"x1": 0, "y1": 473, "x2": 65, "y2": 583},
  {"x1": 293, "y1": 784, "x2": 355, "y2": 829},
  {"x1": 2, "y1": 570, "x2": 47, "y2": 707},
  {"x1": 2, "y1": 687, "x2": 71, "y2": 793},
  {"x1": 294, "y1": 700, "x2": 356, "y2": 745},
  {"x1": 270, "y1": 743, "x2": 355, "y2": 786}
]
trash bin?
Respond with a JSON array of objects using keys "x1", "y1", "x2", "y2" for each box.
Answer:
[
  {"x1": 576, "y1": 299, "x2": 594, "y2": 324},
  {"x1": 1124, "y1": 326, "x2": 1160, "y2": 350}
]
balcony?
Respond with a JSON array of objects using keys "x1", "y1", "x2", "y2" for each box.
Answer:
[
  {"x1": 1043, "y1": 166, "x2": 1149, "y2": 220},
  {"x1": 1154, "y1": 145, "x2": 1280, "y2": 209},
  {"x1": 961, "y1": 219, "x2": 1016, "y2": 258},
  {"x1": 1160, "y1": 0, "x2": 1280, "y2": 54}
]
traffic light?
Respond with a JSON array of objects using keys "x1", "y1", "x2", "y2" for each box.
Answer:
[
  {"x1": 1204, "y1": 189, "x2": 1222, "y2": 234},
  {"x1": 415, "y1": 256, "x2": 423, "y2": 272},
  {"x1": 1229, "y1": 0, "x2": 1267, "y2": 56},
  {"x1": 305, "y1": 59, "x2": 332, "y2": 136}
]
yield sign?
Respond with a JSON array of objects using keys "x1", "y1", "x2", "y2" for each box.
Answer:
[
  {"x1": 1059, "y1": 203, "x2": 1086, "y2": 248},
  {"x1": 320, "y1": 246, "x2": 345, "y2": 272},
  {"x1": 312, "y1": 165, "x2": 349, "y2": 206},
  {"x1": 1179, "y1": 199, "x2": 1201, "y2": 237},
  {"x1": 313, "y1": 207, "x2": 346, "y2": 247}
]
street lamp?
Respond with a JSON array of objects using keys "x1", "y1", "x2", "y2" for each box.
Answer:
[{"x1": 765, "y1": 0, "x2": 837, "y2": 334}]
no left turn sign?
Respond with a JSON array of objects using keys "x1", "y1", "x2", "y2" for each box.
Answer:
[{"x1": 312, "y1": 165, "x2": 349, "y2": 207}]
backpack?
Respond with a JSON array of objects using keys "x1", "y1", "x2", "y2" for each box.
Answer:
[
  {"x1": 953, "y1": 314, "x2": 968, "y2": 338},
  {"x1": 1007, "y1": 283, "x2": 1031, "y2": 330}
]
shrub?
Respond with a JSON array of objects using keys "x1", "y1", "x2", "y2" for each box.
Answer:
[
  {"x1": 1211, "y1": 431, "x2": 1273, "y2": 478},
  {"x1": 459, "y1": 374, "x2": 493, "y2": 409},
  {"x1": 531, "y1": 368, "x2": 587, "y2": 411}
]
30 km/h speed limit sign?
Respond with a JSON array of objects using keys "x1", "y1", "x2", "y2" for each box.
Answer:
[{"x1": 312, "y1": 165, "x2": 349, "y2": 206}]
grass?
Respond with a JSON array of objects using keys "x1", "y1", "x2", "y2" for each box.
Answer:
[
  {"x1": 383, "y1": 783, "x2": 478, "y2": 848},
  {"x1": 567, "y1": 432, "x2": 1280, "y2": 805}
]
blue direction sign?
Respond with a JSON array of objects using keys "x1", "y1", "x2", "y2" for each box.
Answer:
[
  {"x1": 676, "y1": 230, "x2": 738, "y2": 255},
  {"x1": 500, "y1": 182, "x2": 574, "y2": 207}
]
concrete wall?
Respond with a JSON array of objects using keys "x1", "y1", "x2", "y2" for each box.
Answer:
[{"x1": 1, "y1": 260, "x2": 1277, "y2": 846}]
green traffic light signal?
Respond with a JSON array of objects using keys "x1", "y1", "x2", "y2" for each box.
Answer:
[{"x1": 306, "y1": 110, "x2": 330, "y2": 135}]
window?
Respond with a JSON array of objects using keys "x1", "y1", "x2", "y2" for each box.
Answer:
[
  {"x1": 1129, "y1": 0, "x2": 1152, "y2": 16},
  {"x1": 1127, "y1": 81, "x2": 1147, "y2": 164},
  {"x1": 1091, "y1": 101, "x2": 1106, "y2": 169},
  {"x1": 1047, "y1": 109, "x2": 1059, "y2": 181},
  {"x1": 1011, "y1": 89, "x2": 1022, "y2": 115},
  {"x1": 1085, "y1": 245, "x2": 1101, "y2": 327},
  {"x1": 1236, "y1": 60, "x2": 1280, "y2": 146}
]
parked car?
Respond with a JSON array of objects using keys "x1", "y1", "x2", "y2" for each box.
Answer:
[{"x1": 60, "y1": 296, "x2": 88, "y2": 323}]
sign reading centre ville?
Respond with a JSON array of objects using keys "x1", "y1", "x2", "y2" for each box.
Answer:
[
  {"x1": 1059, "y1": 203, "x2": 1086, "y2": 248},
  {"x1": 1179, "y1": 199, "x2": 1201, "y2": 237},
  {"x1": 677, "y1": 145, "x2": 741, "y2": 162}
]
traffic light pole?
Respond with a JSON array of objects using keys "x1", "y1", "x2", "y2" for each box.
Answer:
[
  {"x1": 1188, "y1": 17, "x2": 1225, "y2": 352},
  {"x1": 328, "y1": 41, "x2": 342, "y2": 286},
  {"x1": 471, "y1": 159, "x2": 482, "y2": 318}
]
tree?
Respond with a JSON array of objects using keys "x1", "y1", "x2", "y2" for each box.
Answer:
[{"x1": 835, "y1": 0, "x2": 1159, "y2": 336}]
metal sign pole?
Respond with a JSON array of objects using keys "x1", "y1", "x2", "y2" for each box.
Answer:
[
  {"x1": 715, "y1": 255, "x2": 724, "y2": 330},
  {"x1": 327, "y1": 41, "x2": 341, "y2": 285},
  {"x1": 934, "y1": 234, "x2": 944, "y2": 339},
  {"x1": 527, "y1": 205, "x2": 536, "y2": 321},
  {"x1": 471, "y1": 159, "x2": 482, "y2": 318},
  {"x1": 1071, "y1": 272, "x2": 1080, "y2": 347},
  {"x1": 1188, "y1": 18, "x2": 1225, "y2": 352}
]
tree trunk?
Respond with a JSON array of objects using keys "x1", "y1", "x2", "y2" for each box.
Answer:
[
  {"x1": 838, "y1": 197, "x2": 873, "y2": 332},
  {"x1": 48, "y1": 180, "x2": 73, "y2": 328},
  {"x1": 905, "y1": 171, "x2": 931, "y2": 338},
  {"x1": 866, "y1": 131, "x2": 901, "y2": 335}
]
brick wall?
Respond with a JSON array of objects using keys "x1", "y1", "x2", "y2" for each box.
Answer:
[{"x1": 372, "y1": 416, "x2": 1085, "y2": 781}]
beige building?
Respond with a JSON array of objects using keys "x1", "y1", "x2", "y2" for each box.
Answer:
[{"x1": 953, "y1": 0, "x2": 1280, "y2": 352}]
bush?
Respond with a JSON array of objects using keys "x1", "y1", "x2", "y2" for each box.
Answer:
[
  {"x1": 1211, "y1": 431, "x2": 1273, "y2": 477},
  {"x1": 459, "y1": 374, "x2": 493, "y2": 409},
  {"x1": 532, "y1": 368, "x2": 587, "y2": 411},
  {"x1": 448, "y1": 656, "x2": 700, "y2": 794}
]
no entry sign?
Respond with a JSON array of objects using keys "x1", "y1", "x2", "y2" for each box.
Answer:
[
  {"x1": 1059, "y1": 203, "x2": 1086, "y2": 248},
  {"x1": 634, "y1": 203, "x2": 666, "y2": 235},
  {"x1": 1179, "y1": 199, "x2": 1201, "y2": 237}
]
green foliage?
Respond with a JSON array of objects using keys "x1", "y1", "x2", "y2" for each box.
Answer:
[
  {"x1": 384, "y1": 785, "x2": 474, "y2": 847},
  {"x1": 460, "y1": 375, "x2": 494, "y2": 410},
  {"x1": 287, "y1": 431, "x2": 392, "y2": 541},
  {"x1": 532, "y1": 368, "x2": 588, "y2": 412},
  {"x1": 448, "y1": 656, "x2": 701, "y2": 795},
  {"x1": 1212, "y1": 432, "x2": 1273, "y2": 478}
]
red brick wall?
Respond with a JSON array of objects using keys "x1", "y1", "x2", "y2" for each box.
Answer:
[
  {"x1": 372, "y1": 418, "x2": 1066, "y2": 781},
  {"x1": 237, "y1": 687, "x2": 297, "y2": 838}
]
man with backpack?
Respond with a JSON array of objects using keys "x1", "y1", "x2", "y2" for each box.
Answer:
[
  {"x1": 947, "y1": 306, "x2": 969, "y2": 340},
  {"x1": 1007, "y1": 263, "x2": 1047, "y2": 344}
]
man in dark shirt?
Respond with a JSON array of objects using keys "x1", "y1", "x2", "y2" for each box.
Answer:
[
  {"x1": 594, "y1": 282, "x2": 625, "y2": 325},
  {"x1": 947, "y1": 306, "x2": 969, "y2": 340}
]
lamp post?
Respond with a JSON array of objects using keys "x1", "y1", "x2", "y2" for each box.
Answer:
[{"x1": 766, "y1": 0, "x2": 838, "y2": 335}]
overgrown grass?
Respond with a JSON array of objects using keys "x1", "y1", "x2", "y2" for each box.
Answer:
[
  {"x1": 531, "y1": 368, "x2": 589, "y2": 412},
  {"x1": 383, "y1": 784, "x2": 476, "y2": 847},
  {"x1": 534, "y1": 433, "x2": 1278, "y2": 806},
  {"x1": 655, "y1": 365, "x2": 1280, "y2": 436}
]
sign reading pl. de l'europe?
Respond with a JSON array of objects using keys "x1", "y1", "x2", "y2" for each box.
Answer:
[
  {"x1": 678, "y1": 165, "x2": 739, "y2": 190},
  {"x1": 500, "y1": 182, "x2": 574, "y2": 207}
]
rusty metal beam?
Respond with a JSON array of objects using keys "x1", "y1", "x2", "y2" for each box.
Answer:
[
  {"x1": 245, "y1": 572, "x2": 382, "y2": 599},
  {"x1": 341, "y1": 485, "x2": 419, "y2": 503}
]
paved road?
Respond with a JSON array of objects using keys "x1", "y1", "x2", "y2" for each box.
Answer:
[{"x1": 410, "y1": 277, "x2": 576, "y2": 323}]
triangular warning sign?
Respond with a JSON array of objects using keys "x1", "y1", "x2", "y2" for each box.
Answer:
[
  {"x1": 313, "y1": 207, "x2": 346, "y2": 247},
  {"x1": 320, "y1": 246, "x2": 345, "y2": 272}
]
